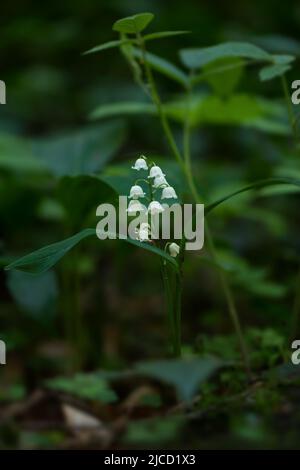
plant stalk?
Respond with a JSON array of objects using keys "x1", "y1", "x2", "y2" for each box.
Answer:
[{"x1": 136, "y1": 34, "x2": 250, "y2": 374}]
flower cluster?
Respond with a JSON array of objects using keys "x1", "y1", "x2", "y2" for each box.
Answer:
[{"x1": 128, "y1": 155, "x2": 180, "y2": 258}]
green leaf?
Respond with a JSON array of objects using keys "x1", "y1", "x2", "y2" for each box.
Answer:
[
  {"x1": 31, "y1": 122, "x2": 126, "y2": 177},
  {"x1": 135, "y1": 357, "x2": 222, "y2": 401},
  {"x1": 46, "y1": 373, "x2": 117, "y2": 403},
  {"x1": 0, "y1": 134, "x2": 48, "y2": 174},
  {"x1": 259, "y1": 63, "x2": 291, "y2": 81},
  {"x1": 180, "y1": 42, "x2": 271, "y2": 69},
  {"x1": 132, "y1": 48, "x2": 189, "y2": 87},
  {"x1": 90, "y1": 94, "x2": 289, "y2": 134},
  {"x1": 84, "y1": 32, "x2": 189, "y2": 56},
  {"x1": 83, "y1": 39, "x2": 131, "y2": 55},
  {"x1": 6, "y1": 270, "x2": 58, "y2": 318},
  {"x1": 143, "y1": 30, "x2": 190, "y2": 41},
  {"x1": 113, "y1": 13, "x2": 154, "y2": 34},
  {"x1": 90, "y1": 102, "x2": 155, "y2": 120},
  {"x1": 5, "y1": 228, "x2": 96, "y2": 274},
  {"x1": 56, "y1": 175, "x2": 116, "y2": 230},
  {"x1": 5, "y1": 228, "x2": 178, "y2": 274},
  {"x1": 202, "y1": 57, "x2": 244, "y2": 96},
  {"x1": 273, "y1": 54, "x2": 295, "y2": 64},
  {"x1": 206, "y1": 177, "x2": 300, "y2": 215}
]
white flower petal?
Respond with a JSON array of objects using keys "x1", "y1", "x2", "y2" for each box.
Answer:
[
  {"x1": 169, "y1": 242, "x2": 180, "y2": 257},
  {"x1": 153, "y1": 176, "x2": 168, "y2": 188},
  {"x1": 132, "y1": 157, "x2": 148, "y2": 171},
  {"x1": 161, "y1": 186, "x2": 178, "y2": 199},
  {"x1": 148, "y1": 201, "x2": 165, "y2": 214},
  {"x1": 148, "y1": 165, "x2": 165, "y2": 179},
  {"x1": 127, "y1": 200, "x2": 147, "y2": 214},
  {"x1": 129, "y1": 185, "x2": 145, "y2": 199}
]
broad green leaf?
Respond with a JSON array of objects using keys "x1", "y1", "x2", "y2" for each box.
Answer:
[
  {"x1": 90, "y1": 102, "x2": 155, "y2": 120},
  {"x1": 6, "y1": 228, "x2": 178, "y2": 274},
  {"x1": 6, "y1": 270, "x2": 58, "y2": 319},
  {"x1": 273, "y1": 54, "x2": 295, "y2": 65},
  {"x1": 31, "y1": 122, "x2": 126, "y2": 177},
  {"x1": 202, "y1": 57, "x2": 244, "y2": 96},
  {"x1": 132, "y1": 48, "x2": 189, "y2": 87},
  {"x1": 259, "y1": 63, "x2": 291, "y2": 81},
  {"x1": 83, "y1": 39, "x2": 131, "y2": 55},
  {"x1": 253, "y1": 34, "x2": 300, "y2": 56},
  {"x1": 56, "y1": 175, "x2": 116, "y2": 230},
  {"x1": 90, "y1": 94, "x2": 288, "y2": 134},
  {"x1": 164, "y1": 94, "x2": 289, "y2": 134},
  {"x1": 113, "y1": 13, "x2": 154, "y2": 34},
  {"x1": 5, "y1": 228, "x2": 95, "y2": 274},
  {"x1": 143, "y1": 30, "x2": 190, "y2": 41},
  {"x1": 46, "y1": 373, "x2": 117, "y2": 403},
  {"x1": 0, "y1": 134, "x2": 48, "y2": 174},
  {"x1": 180, "y1": 42, "x2": 271, "y2": 69},
  {"x1": 206, "y1": 177, "x2": 300, "y2": 215},
  {"x1": 136, "y1": 357, "x2": 222, "y2": 401}
]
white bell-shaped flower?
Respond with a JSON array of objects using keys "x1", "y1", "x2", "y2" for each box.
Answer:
[
  {"x1": 135, "y1": 223, "x2": 151, "y2": 242},
  {"x1": 161, "y1": 186, "x2": 178, "y2": 199},
  {"x1": 153, "y1": 176, "x2": 168, "y2": 188},
  {"x1": 147, "y1": 201, "x2": 164, "y2": 215},
  {"x1": 169, "y1": 242, "x2": 180, "y2": 258},
  {"x1": 132, "y1": 156, "x2": 148, "y2": 171},
  {"x1": 148, "y1": 165, "x2": 165, "y2": 179},
  {"x1": 127, "y1": 200, "x2": 147, "y2": 214},
  {"x1": 129, "y1": 185, "x2": 145, "y2": 199}
]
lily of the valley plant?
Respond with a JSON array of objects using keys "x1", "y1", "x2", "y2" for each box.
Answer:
[{"x1": 128, "y1": 154, "x2": 183, "y2": 356}]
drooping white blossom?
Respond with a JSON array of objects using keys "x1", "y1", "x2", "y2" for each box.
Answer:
[
  {"x1": 127, "y1": 200, "x2": 147, "y2": 214},
  {"x1": 153, "y1": 176, "x2": 168, "y2": 188},
  {"x1": 129, "y1": 185, "x2": 145, "y2": 199},
  {"x1": 161, "y1": 186, "x2": 178, "y2": 199},
  {"x1": 147, "y1": 201, "x2": 165, "y2": 215},
  {"x1": 169, "y1": 242, "x2": 180, "y2": 258},
  {"x1": 132, "y1": 156, "x2": 148, "y2": 171},
  {"x1": 148, "y1": 165, "x2": 165, "y2": 179}
]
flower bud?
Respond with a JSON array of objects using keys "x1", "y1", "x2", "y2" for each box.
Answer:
[
  {"x1": 129, "y1": 185, "x2": 145, "y2": 199},
  {"x1": 161, "y1": 186, "x2": 177, "y2": 199},
  {"x1": 132, "y1": 156, "x2": 148, "y2": 171},
  {"x1": 169, "y1": 242, "x2": 180, "y2": 258},
  {"x1": 148, "y1": 165, "x2": 165, "y2": 179},
  {"x1": 153, "y1": 176, "x2": 168, "y2": 188},
  {"x1": 147, "y1": 201, "x2": 164, "y2": 215}
]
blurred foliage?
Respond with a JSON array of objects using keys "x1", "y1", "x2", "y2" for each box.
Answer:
[{"x1": 2, "y1": 0, "x2": 300, "y2": 450}]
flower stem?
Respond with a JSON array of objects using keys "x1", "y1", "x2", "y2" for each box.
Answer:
[{"x1": 135, "y1": 37, "x2": 251, "y2": 375}]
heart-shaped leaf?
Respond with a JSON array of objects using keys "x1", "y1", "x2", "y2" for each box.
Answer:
[{"x1": 113, "y1": 13, "x2": 154, "y2": 34}]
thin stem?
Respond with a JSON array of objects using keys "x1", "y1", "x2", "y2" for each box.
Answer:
[{"x1": 137, "y1": 33, "x2": 185, "y2": 175}]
